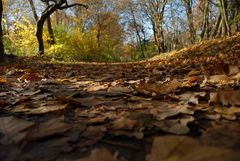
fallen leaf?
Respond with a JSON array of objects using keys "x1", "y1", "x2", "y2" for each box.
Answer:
[
  {"x1": 28, "y1": 116, "x2": 71, "y2": 141},
  {"x1": 22, "y1": 90, "x2": 41, "y2": 96},
  {"x1": 0, "y1": 116, "x2": 35, "y2": 144},
  {"x1": 21, "y1": 137, "x2": 73, "y2": 161},
  {"x1": 208, "y1": 74, "x2": 228, "y2": 84},
  {"x1": 14, "y1": 102, "x2": 69, "y2": 114},
  {"x1": 201, "y1": 122, "x2": 240, "y2": 148},
  {"x1": 76, "y1": 126, "x2": 107, "y2": 148},
  {"x1": 146, "y1": 136, "x2": 240, "y2": 161},
  {"x1": 0, "y1": 77, "x2": 7, "y2": 84},
  {"x1": 112, "y1": 117, "x2": 136, "y2": 130},
  {"x1": 183, "y1": 76, "x2": 201, "y2": 86},
  {"x1": 187, "y1": 70, "x2": 202, "y2": 76},
  {"x1": 95, "y1": 74, "x2": 113, "y2": 81},
  {"x1": 59, "y1": 96, "x2": 106, "y2": 107},
  {"x1": 108, "y1": 86, "x2": 134, "y2": 94},
  {"x1": 174, "y1": 92, "x2": 206, "y2": 105},
  {"x1": 228, "y1": 65, "x2": 239, "y2": 75},
  {"x1": 209, "y1": 90, "x2": 240, "y2": 106},
  {"x1": 77, "y1": 148, "x2": 126, "y2": 161},
  {"x1": 135, "y1": 79, "x2": 181, "y2": 96},
  {"x1": 87, "y1": 84, "x2": 109, "y2": 92},
  {"x1": 150, "y1": 103, "x2": 194, "y2": 120},
  {"x1": 214, "y1": 106, "x2": 240, "y2": 115},
  {"x1": 154, "y1": 116, "x2": 194, "y2": 134},
  {"x1": 232, "y1": 73, "x2": 240, "y2": 81},
  {"x1": 0, "y1": 99, "x2": 10, "y2": 107},
  {"x1": 203, "y1": 113, "x2": 221, "y2": 120}
]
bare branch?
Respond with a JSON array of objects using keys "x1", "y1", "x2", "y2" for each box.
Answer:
[{"x1": 59, "y1": 3, "x2": 88, "y2": 10}]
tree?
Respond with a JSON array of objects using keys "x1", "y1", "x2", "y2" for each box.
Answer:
[
  {"x1": 218, "y1": 0, "x2": 231, "y2": 36},
  {"x1": 44, "y1": 1, "x2": 55, "y2": 45},
  {"x1": 0, "y1": 0, "x2": 4, "y2": 60},
  {"x1": 124, "y1": 0, "x2": 146, "y2": 58},
  {"x1": 27, "y1": 0, "x2": 39, "y2": 22},
  {"x1": 144, "y1": 0, "x2": 168, "y2": 54},
  {"x1": 183, "y1": 0, "x2": 196, "y2": 43},
  {"x1": 36, "y1": 0, "x2": 87, "y2": 55},
  {"x1": 200, "y1": 0, "x2": 210, "y2": 39},
  {"x1": 228, "y1": 0, "x2": 240, "y2": 32}
]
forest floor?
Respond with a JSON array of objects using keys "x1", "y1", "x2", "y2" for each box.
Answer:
[{"x1": 0, "y1": 34, "x2": 240, "y2": 161}]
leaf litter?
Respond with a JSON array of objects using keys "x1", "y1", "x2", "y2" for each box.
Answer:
[{"x1": 0, "y1": 35, "x2": 240, "y2": 161}]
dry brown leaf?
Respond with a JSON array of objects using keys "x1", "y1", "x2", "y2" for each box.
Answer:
[
  {"x1": 77, "y1": 126, "x2": 106, "y2": 148},
  {"x1": 150, "y1": 104, "x2": 194, "y2": 120},
  {"x1": 201, "y1": 122, "x2": 240, "y2": 148},
  {"x1": 232, "y1": 73, "x2": 240, "y2": 81},
  {"x1": 108, "y1": 86, "x2": 134, "y2": 94},
  {"x1": 208, "y1": 75, "x2": 228, "y2": 84},
  {"x1": 87, "y1": 84, "x2": 109, "y2": 92},
  {"x1": 22, "y1": 103, "x2": 69, "y2": 114},
  {"x1": 183, "y1": 76, "x2": 201, "y2": 86},
  {"x1": 213, "y1": 106, "x2": 240, "y2": 120},
  {"x1": 214, "y1": 106, "x2": 240, "y2": 115},
  {"x1": 0, "y1": 116, "x2": 35, "y2": 144},
  {"x1": 0, "y1": 99, "x2": 9, "y2": 107},
  {"x1": 187, "y1": 70, "x2": 202, "y2": 76},
  {"x1": 209, "y1": 90, "x2": 240, "y2": 106},
  {"x1": 29, "y1": 116, "x2": 71, "y2": 141},
  {"x1": 146, "y1": 136, "x2": 240, "y2": 161},
  {"x1": 77, "y1": 148, "x2": 126, "y2": 161},
  {"x1": 175, "y1": 92, "x2": 206, "y2": 105},
  {"x1": 95, "y1": 74, "x2": 113, "y2": 81},
  {"x1": 0, "y1": 76, "x2": 7, "y2": 84},
  {"x1": 112, "y1": 117, "x2": 136, "y2": 130},
  {"x1": 228, "y1": 65, "x2": 239, "y2": 75},
  {"x1": 59, "y1": 96, "x2": 106, "y2": 107},
  {"x1": 154, "y1": 116, "x2": 194, "y2": 134},
  {"x1": 135, "y1": 79, "x2": 181, "y2": 96}
]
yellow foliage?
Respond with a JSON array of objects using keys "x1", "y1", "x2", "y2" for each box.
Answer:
[{"x1": 5, "y1": 17, "x2": 48, "y2": 56}]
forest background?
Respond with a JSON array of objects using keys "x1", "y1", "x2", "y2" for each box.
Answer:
[{"x1": 1, "y1": 0, "x2": 240, "y2": 62}]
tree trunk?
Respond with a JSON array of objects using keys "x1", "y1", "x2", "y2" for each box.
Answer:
[
  {"x1": 45, "y1": 1, "x2": 55, "y2": 45},
  {"x1": 129, "y1": 3, "x2": 145, "y2": 58},
  {"x1": 0, "y1": 0, "x2": 4, "y2": 60},
  {"x1": 36, "y1": 5, "x2": 59, "y2": 55},
  {"x1": 218, "y1": 0, "x2": 231, "y2": 36},
  {"x1": 170, "y1": 1, "x2": 177, "y2": 50},
  {"x1": 201, "y1": 0, "x2": 209, "y2": 39},
  {"x1": 146, "y1": 0, "x2": 167, "y2": 54},
  {"x1": 27, "y1": 0, "x2": 38, "y2": 22},
  {"x1": 36, "y1": 18, "x2": 45, "y2": 55},
  {"x1": 46, "y1": 17, "x2": 55, "y2": 44},
  {"x1": 36, "y1": 0, "x2": 87, "y2": 55},
  {"x1": 184, "y1": 0, "x2": 196, "y2": 44}
]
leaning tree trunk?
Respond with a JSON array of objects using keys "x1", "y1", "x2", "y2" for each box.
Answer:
[
  {"x1": 45, "y1": 1, "x2": 55, "y2": 45},
  {"x1": 36, "y1": 0, "x2": 87, "y2": 55},
  {"x1": 36, "y1": 7, "x2": 58, "y2": 55},
  {"x1": 28, "y1": 0, "x2": 38, "y2": 22},
  {"x1": 0, "y1": 0, "x2": 4, "y2": 60},
  {"x1": 211, "y1": 14, "x2": 221, "y2": 37},
  {"x1": 36, "y1": 18, "x2": 45, "y2": 55},
  {"x1": 218, "y1": 0, "x2": 231, "y2": 36},
  {"x1": 201, "y1": 0, "x2": 209, "y2": 39}
]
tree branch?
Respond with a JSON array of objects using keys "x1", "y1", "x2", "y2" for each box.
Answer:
[
  {"x1": 59, "y1": 3, "x2": 88, "y2": 10},
  {"x1": 42, "y1": 4, "x2": 54, "y2": 14}
]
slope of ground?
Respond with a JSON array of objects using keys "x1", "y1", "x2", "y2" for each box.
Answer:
[{"x1": 0, "y1": 34, "x2": 240, "y2": 161}]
